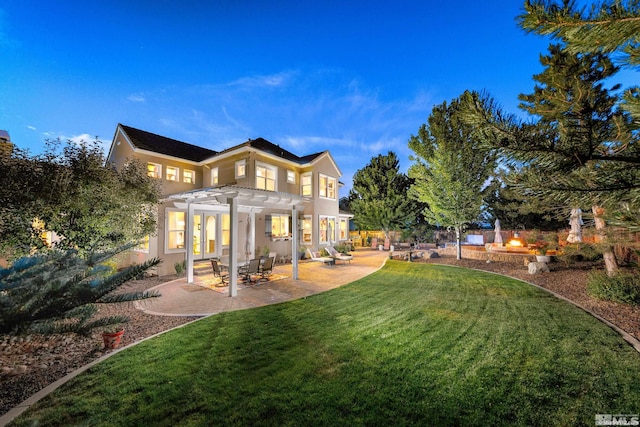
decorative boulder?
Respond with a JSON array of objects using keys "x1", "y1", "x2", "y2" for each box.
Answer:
[
  {"x1": 528, "y1": 262, "x2": 550, "y2": 275},
  {"x1": 427, "y1": 250, "x2": 439, "y2": 258}
]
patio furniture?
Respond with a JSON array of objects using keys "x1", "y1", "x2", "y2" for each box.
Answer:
[
  {"x1": 259, "y1": 256, "x2": 275, "y2": 281},
  {"x1": 210, "y1": 260, "x2": 228, "y2": 285},
  {"x1": 370, "y1": 238, "x2": 378, "y2": 250},
  {"x1": 307, "y1": 249, "x2": 335, "y2": 266},
  {"x1": 326, "y1": 246, "x2": 353, "y2": 265},
  {"x1": 383, "y1": 238, "x2": 390, "y2": 251},
  {"x1": 239, "y1": 258, "x2": 261, "y2": 283}
]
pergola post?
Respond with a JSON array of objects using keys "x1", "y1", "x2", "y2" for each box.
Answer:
[
  {"x1": 186, "y1": 202, "x2": 195, "y2": 284},
  {"x1": 292, "y1": 205, "x2": 299, "y2": 280},
  {"x1": 228, "y1": 196, "x2": 239, "y2": 297}
]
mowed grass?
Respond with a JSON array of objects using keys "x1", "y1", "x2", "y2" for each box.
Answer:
[{"x1": 11, "y1": 262, "x2": 640, "y2": 426}]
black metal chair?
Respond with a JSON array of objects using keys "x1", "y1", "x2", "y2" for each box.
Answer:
[
  {"x1": 259, "y1": 256, "x2": 275, "y2": 281},
  {"x1": 239, "y1": 258, "x2": 261, "y2": 284},
  {"x1": 211, "y1": 259, "x2": 228, "y2": 286}
]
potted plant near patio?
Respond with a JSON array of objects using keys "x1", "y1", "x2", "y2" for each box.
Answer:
[
  {"x1": 533, "y1": 241, "x2": 551, "y2": 263},
  {"x1": 102, "y1": 325, "x2": 125, "y2": 349}
]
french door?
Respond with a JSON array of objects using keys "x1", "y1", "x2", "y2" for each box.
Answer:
[{"x1": 192, "y1": 212, "x2": 217, "y2": 259}]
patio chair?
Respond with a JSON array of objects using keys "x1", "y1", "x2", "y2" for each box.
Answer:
[
  {"x1": 259, "y1": 256, "x2": 275, "y2": 281},
  {"x1": 239, "y1": 258, "x2": 261, "y2": 284},
  {"x1": 326, "y1": 246, "x2": 353, "y2": 265},
  {"x1": 210, "y1": 259, "x2": 228, "y2": 285},
  {"x1": 307, "y1": 249, "x2": 334, "y2": 266},
  {"x1": 370, "y1": 237, "x2": 378, "y2": 250},
  {"x1": 383, "y1": 239, "x2": 390, "y2": 251}
]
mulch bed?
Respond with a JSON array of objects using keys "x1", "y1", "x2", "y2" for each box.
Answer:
[{"x1": 1, "y1": 258, "x2": 639, "y2": 417}]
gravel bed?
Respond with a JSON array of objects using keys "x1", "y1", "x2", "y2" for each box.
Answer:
[
  {"x1": 1, "y1": 258, "x2": 639, "y2": 417},
  {"x1": 0, "y1": 275, "x2": 199, "y2": 416}
]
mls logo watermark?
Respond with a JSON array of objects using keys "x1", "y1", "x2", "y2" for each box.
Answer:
[{"x1": 596, "y1": 414, "x2": 639, "y2": 426}]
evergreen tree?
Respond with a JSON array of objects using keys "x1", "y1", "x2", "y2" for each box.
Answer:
[
  {"x1": 465, "y1": 45, "x2": 638, "y2": 275},
  {"x1": 349, "y1": 152, "x2": 417, "y2": 238},
  {"x1": 0, "y1": 246, "x2": 160, "y2": 336},
  {"x1": 408, "y1": 92, "x2": 497, "y2": 260}
]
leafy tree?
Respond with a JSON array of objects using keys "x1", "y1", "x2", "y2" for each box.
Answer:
[
  {"x1": 349, "y1": 152, "x2": 418, "y2": 238},
  {"x1": 0, "y1": 138, "x2": 161, "y2": 259},
  {"x1": 408, "y1": 91, "x2": 497, "y2": 259},
  {"x1": 0, "y1": 246, "x2": 160, "y2": 336},
  {"x1": 466, "y1": 45, "x2": 638, "y2": 275}
]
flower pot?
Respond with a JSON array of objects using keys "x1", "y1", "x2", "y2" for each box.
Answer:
[
  {"x1": 536, "y1": 255, "x2": 551, "y2": 263},
  {"x1": 102, "y1": 329, "x2": 125, "y2": 349}
]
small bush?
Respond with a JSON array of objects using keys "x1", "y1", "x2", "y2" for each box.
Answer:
[
  {"x1": 174, "y1": 260, "x2": 186, "y2": 275},
  {"x1": 587, "y1": 270, "x2": 640, "y2": 305},
  {"x1": 558, "y1": 243, "x2": 601, "y2": 266},
  {"x1": 320, "y1": 248, "x2": 330, "y2": 257},
  {"x1": 335, "y1": 243, "x2": 350, "y2": 254}
]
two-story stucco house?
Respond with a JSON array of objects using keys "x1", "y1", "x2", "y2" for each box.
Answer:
[{"x1": 107, "y1": 124, "x2": 351, "y2": 294}]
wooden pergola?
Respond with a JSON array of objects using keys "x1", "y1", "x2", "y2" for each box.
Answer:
[{"x1": 168, "y1": 185, "x2": 305, "y2": 297}]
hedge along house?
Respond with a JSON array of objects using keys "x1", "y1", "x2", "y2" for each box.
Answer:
[{"x1": 107, "y1": 124, "x2": 353, "y2": 295}]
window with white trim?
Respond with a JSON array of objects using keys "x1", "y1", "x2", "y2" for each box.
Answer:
[
  {"x1": 221, "y1": 214, "x2": 230, "y2": 246},
  {"x1": 166, "y1": 210, "x2": 185, "y2": 251},
  {"x1": 235, "y1": 160, "x2": 246, "y2": 179},
  {"x1": 339, "y1": 218, "x2": 348, "y2": 240},
  {"x1": 183, "y1": 169, "x2": 195, "y2": 184},
  {"x1": 319, "y1": 216, "x2": 336, "y2": 244},
  {"x1": 301, "y1": 215, "x2": 312, "y2": 244},
  {"x1": 166, "y1": 166, "x2": 179, "y2": 182},
  {"x1": 301, "y1": 172, "x2": 312, "y2": 197},
  {"x1": 211, "y1": 167, "x2": 218, "y2": 185},
  {"x1": 319, "y1": 174, "x2": 336, "y2": 199},
  {"x1": 270, "y1": 214, "x2": 290, "y2": 239},
  {"x1": 287, "y1": 169, "x2": 296, "y2": 184},
  {"x1": 147, "y1": 162, "x2": 162, "y2": 179},
  {"x1": 256, "y1": 162, "x2": 277, "y2": 191}
]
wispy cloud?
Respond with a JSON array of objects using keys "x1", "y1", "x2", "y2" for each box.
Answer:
[
  {"x1": 228, "y1": 70, "x2": 296, "y2": 89},
  {"x1": 127, "y1": 93, "x2": 146, "y2": 102}
]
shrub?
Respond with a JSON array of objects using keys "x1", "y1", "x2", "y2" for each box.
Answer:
[
  {"x1": 335, "y1": 243, "x2": 351, "y2": 254},
  {"x1": 587, "y1": 270, "x2": 640, "y2": 305},
  {"x1": 174, "y1": 260, "x2": 186, "y2": 275},
  {"x1": 558, "y1": 243, "x2": 601, "y2": 266}
]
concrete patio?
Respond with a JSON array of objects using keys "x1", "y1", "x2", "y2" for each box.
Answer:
[{"x1": 136, "y1": 249, "x2": 389, "y2": 317}]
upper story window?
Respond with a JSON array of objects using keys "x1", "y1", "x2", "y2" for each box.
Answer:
[
  {"x1": 256, "y1": 162, "x2": 277, "y2": 191},
  {"x1": 211, "y1": 167, "x2": 219, "y2": 186},
  {"x1": 319, "y1": 174, "x2": 336, "y2": 199},
  {"x1": 301, "y1": 172, "x2": 312, "y2": 197},
  {"x1": 287, "y1": 170, "x2": 296, "y2": 184},
  {"x1": 166, "y1": 166, "x2": 179, "y2": 182},
  {"x1": 147, "y1": 162, "x2": 162, "y2": 179},
  {"x1": 183, "y1": 169, "x2": 195, "y2": 184},
  {"x1": 235, "y1": 159, "x2": 246, "y2": 179}
]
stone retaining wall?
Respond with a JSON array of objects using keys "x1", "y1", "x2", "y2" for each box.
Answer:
[{"x1": 437, "y1": 247, "x2": 536, "y2": 264}]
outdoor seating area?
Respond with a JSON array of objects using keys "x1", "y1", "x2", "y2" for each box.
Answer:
[{"x1": 212, "y1": 256, "x2": 278, "y2": 285}]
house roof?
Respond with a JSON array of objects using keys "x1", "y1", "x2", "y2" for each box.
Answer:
[
  {"x1": 219, "y1": 137, "x2": 325, "y2": 165},
  {"x1": 117, "y1": 124, "x2": 332, "y2": 169},
  {"x1": 119, "y1": 124, "x2": 218, "y2": 162}
]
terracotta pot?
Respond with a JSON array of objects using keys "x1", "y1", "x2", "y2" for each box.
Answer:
[{"x1": 102, "y1": 329, "x2": 125, "y2": 349}]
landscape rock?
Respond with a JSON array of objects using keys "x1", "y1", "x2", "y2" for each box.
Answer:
[{"x1": 528, "y1": 262, "x2": 550, "y2": 275}]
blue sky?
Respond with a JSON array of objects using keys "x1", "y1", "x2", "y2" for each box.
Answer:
[{"x1": 0, "y1": 1, "x2": 554, "y2": 194}]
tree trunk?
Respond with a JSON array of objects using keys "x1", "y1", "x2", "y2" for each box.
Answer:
[
  {"x1": 455, "y1": 227, "x2": 462, "y2": 260},
  {"x1": 592, "y1": 205, "x2": 619, "y2": 277}
]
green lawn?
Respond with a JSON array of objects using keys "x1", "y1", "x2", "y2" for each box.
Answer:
[{"x1": 11, "y1": 262, "x2": 640, "y2": 426}]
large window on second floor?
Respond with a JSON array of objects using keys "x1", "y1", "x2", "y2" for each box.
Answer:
[
  {"x1": 166, "y1": 166, "x2": 179, "y2": 182},
  {"x1": 147, "y1": 162, "x2": 162, "y2": 179},
  {"x1": 256, "y1": 162, "x2": 277, "y2": 191},
  {"x1": 301, "y1": 172, "x2": 312, "y2": 197},
  {"x1": 211, "y1": 167, "x2": 218, "y2": 186},
  {"x1": 183, "y1": 169, "x2": 195, "y2": 184},
  {"x1": 319, "y1": 174, "x2": 336, "y2": 199}
]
